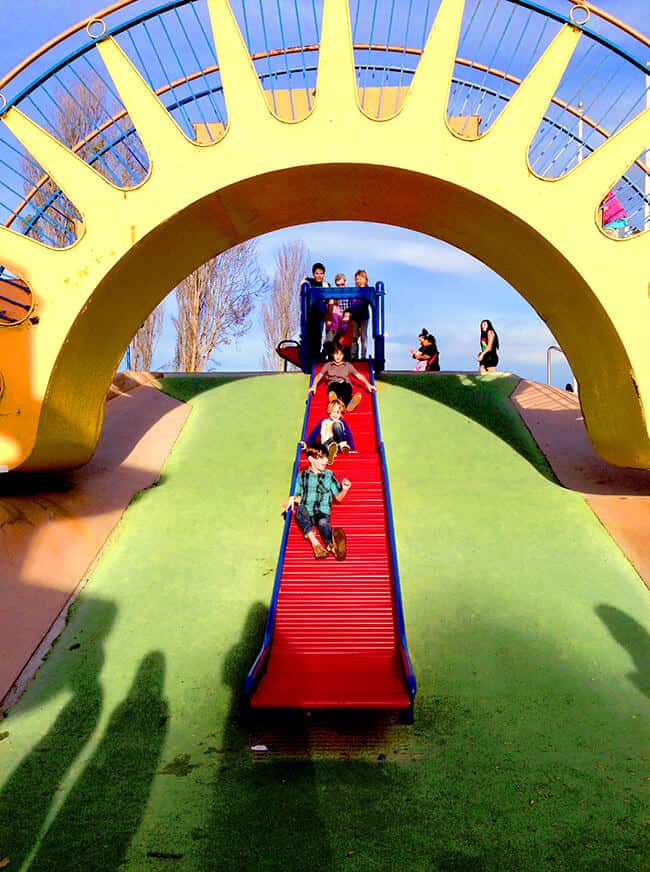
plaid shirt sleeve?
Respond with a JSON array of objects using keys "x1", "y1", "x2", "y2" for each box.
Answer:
[
  {"x1": 295, "y1": 471, "x2": 304, "y2": 498},
  {"x1": 328, "y1": 473, "x2": 343, "y2": 497}
]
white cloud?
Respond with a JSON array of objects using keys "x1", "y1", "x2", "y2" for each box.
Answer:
[{"x1": 257, "y1": 222, "x2": 486, "y2": 278}]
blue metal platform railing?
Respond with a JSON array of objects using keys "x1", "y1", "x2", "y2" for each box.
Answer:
[{"x1": 0, "y1": 0, "x2": 646, "y2": 273}]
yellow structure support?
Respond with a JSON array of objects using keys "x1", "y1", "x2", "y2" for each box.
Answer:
[{"x1": 0, "y1": 0, "x2": 649, "y2": 471}]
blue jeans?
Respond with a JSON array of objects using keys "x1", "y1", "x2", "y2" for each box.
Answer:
[
  {"x1": 322, "y1": 421, "x2": 347, "y2": 447},
  {"x1": 295, "y1": 503, "x2": 332, "y2": 545}
]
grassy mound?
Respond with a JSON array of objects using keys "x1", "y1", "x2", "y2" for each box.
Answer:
[{"x1": 0, "y1": 373, "x2": 646, "y2": 871}]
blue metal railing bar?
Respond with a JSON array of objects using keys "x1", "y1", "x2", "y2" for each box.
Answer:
[
  {"x1": 126, "y1": 27, "x2": 157, "y2": 90},
  {"x1": 258, "y1": 0, "x2": 279, "y2": 116},
  {"x1": 292, "y1": 0, "x2": 312, "y2": 112},
  {"x1": 505, "y1": 0, "x2": 649, "y2": 74},
  {"x1": 529, "y1": 40, "x2": 603, "y2": 168},
  {"x1": 0, "y1": 0, "x2": 199, "y2": 115},
  {"x1": 1, "y1": 0, "x2": 647, "y2": 122},
  {"x1": 1, "y1": 7, "x2": 646, "y2": 127},
  {"x1": 15, "y1": 66, "x2": 649, "y2": 244},
  {"x1": 52, "y1": 69, "x2": 132, "y2": 186},
  {"x1": 274, "y1": 0, "x2": 296, "y2": 121},
  {"x1": 77, "y1": 53, "x2": 149, "y2": 175},
  {"x1": 0, "y1": 165, "x2": 79, "y2": 245},
  {"x1": 142, "y1": 19, "x2": 194, "y2": 135},
  {"x1": 462, "y1": 3, "x2": 516, "y2": 137},
  {"x1": 244, "y1": 371, "x2": 314, "y2": 697},
  {"x1": 0, "y1": 275, "x2": 30, "y2": 290},
  {"x1": 0, "y1": 296, "x2": 30, "y2": 312},
  {"x1": 1, "y1": 0, "x2": 648, "y2": 246},
  {"x1": 370, "y1": 364, "x2": 417, "y2": 703},
  {"x1": 377, "y1": 0, "x2": 397, "y2": 116},
  {"x1": 182, "y1": 5, "x2": 224, "y2": 130},
  {"x1": 160, "y1": 12, "x2": 211, "y2": 133}
]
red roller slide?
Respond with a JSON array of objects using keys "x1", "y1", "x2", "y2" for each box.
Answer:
[{"x1": 247, "y1": 362, "x2": 415, "y2": 711}]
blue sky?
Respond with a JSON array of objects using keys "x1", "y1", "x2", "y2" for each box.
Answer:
[{"x1": 1, "y1": 0, "x2": 647, "y2": 385}]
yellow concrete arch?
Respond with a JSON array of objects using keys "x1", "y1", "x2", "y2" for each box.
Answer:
[{"x1": 0, "y1": 0, "x2": 649, "y2": 471}]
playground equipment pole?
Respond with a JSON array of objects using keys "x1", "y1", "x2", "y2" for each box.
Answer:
[
  {"x1": 577, "y1": 101, "x2": 584, "y2": 164},
  {"x1": 547, "y1": 345, "x2": 577, "y2": 393}
]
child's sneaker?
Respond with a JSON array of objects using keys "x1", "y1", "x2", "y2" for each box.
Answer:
[
  {"x1": 311, "y1": 541, "x2": 328, "y2": 559},
  {"x1": 346, "y1": 392, "x2": 362, "y2": 412},
  {"x1": 327, "y1": 442, "x2": 338, "y2": 465},
  {"x1": 332, "y1": 527, "x2": 347, "y2": 561},
  {"x1": 328, "y1": 390, "x2": 337, "y2": 402},
  {"x1": 339, "y1": 441, "x2": 350, "y2": 453}
]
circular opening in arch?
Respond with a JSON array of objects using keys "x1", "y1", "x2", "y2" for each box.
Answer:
[{"x1": 0, "y1": 268, "x2": 34, "y2": 326}]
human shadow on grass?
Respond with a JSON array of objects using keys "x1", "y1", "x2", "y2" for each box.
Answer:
[
  {"x1": 200, "y1": 602, "x2": 335, "y2": 872},
  {"x1": 201, "y1": 604, "x2": 649, "y2": 872},
  {"x1": 596, "y1": 604, "x2": 650, "y2": 699},
  {"x1": 26, "y1": 651, "x2": 169, "y2": 872},
  {"x1": 0, "y1": 599, "x2": 115, "y2": 867},
  {"x1": 379, "y1": 373, "x2": 557, "y2": 483}
]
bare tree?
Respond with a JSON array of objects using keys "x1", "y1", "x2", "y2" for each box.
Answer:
[
  {"x1": 131, "y1": 305, "x2": 164, "y2": 370},
  {"x1": 260, "y1": 240, "x2": 310, "y2": 370},
  {"x1": 20, "y1": 77, "x2": 160, "y2": 364},
  {"x1": 173, "y1": 240, "x2": 268, "y2": 372},
  {"x1": 21, "y1": 76, "x2": 144, "y2": 246}
]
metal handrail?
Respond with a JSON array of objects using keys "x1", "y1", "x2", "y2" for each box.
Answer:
[
  {"x1": 369, "y1": 364, "x2": 417, "y2": 705},
  {"x1": 0, "y1": 0, "x2": 646, "y2": 98},
  {"x1": 546, "y1": 344, "x2": 577, "y2": 392},
  {"x1": 11, "y1": 60, "x2": 648, "y2": 245},
  {"x1": 1, "y1": 0, "x2": 647, "y2": 246},
  {"x1": 244, "y1": 369, "x2": 313, "y2": 697}
]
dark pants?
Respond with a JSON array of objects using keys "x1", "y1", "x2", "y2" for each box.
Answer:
[
  {"x1": 322, "y1": 421, "x2": 347, "y2": 447},
  {"x1": 328, "y1": 382, "x2": 352, "y2": 404},
  {"x1": 295, "y1": 504, "x2": 332, "y2": 545}
]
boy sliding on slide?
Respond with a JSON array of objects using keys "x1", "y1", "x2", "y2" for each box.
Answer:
[{"x1": 283, "y1": 442, "x2": 350, "y2": 560}]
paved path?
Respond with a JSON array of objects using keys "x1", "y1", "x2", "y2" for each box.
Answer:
[
  {"x1": 512, "y1": 380, "x2": 650, "y2": 589},
  {"x1": 0, "y1": 385, "x2": 190, "y2": 709}
]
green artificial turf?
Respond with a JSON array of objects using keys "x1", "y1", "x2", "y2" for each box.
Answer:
[{"x1": 0, "y1": 373, "x2": 647, "y2": 872}]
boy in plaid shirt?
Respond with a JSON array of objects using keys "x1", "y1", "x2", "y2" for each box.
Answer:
[{"x1": 283, "y1": 442, "x2": 351, "y2": 560}]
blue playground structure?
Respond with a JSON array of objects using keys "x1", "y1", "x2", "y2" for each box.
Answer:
[{"x1": 277, "y1": 281, "x2": 386, "y2": 374}]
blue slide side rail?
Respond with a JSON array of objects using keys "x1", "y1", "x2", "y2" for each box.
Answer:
[
  {"x1": 244, "y1": 371, "x2": 314, "y2": 697},
  {"x1": 370, "y1": 367, "x2": 417, "y2": 703}
]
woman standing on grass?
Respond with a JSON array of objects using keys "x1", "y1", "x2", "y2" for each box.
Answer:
[
  {"x1": 411, "y1": 329, "x2": 440, "y2": 372},
  {"x1": 478, "y1": 319, "x2": 499, "y2": 373}
]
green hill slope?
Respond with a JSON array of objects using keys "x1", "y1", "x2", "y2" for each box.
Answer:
[{"x1": 0, "y1": 374, "x2": 647, "y2": 872}]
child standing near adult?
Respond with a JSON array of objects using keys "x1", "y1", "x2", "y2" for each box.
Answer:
[
  {"x1": 323, "y1": 276, "x2": 344, "y2": 359},
  {"x1": 283, "y1": 442, "x2": 350, "y2": 560},
  {"x1": 351, "y1": 269, "x2": 371, "y2": 359},
  {"x1": 335, "y1": 308, "x2": 355, "y2": 360},
  {"x1": 411, "y1": 328, "x2": 440, "y2": 371},
  {"x1": 309, "y1": 343, "x2": 376, "y2": 410}
]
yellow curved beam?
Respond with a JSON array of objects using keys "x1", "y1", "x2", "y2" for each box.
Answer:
[{"x1": 0, "y1": 0, "x2": 649, "y2": 471}]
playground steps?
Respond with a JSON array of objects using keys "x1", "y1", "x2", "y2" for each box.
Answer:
[{"x1": 250, "y1": 362, "x2": 412, "y2": 710}]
